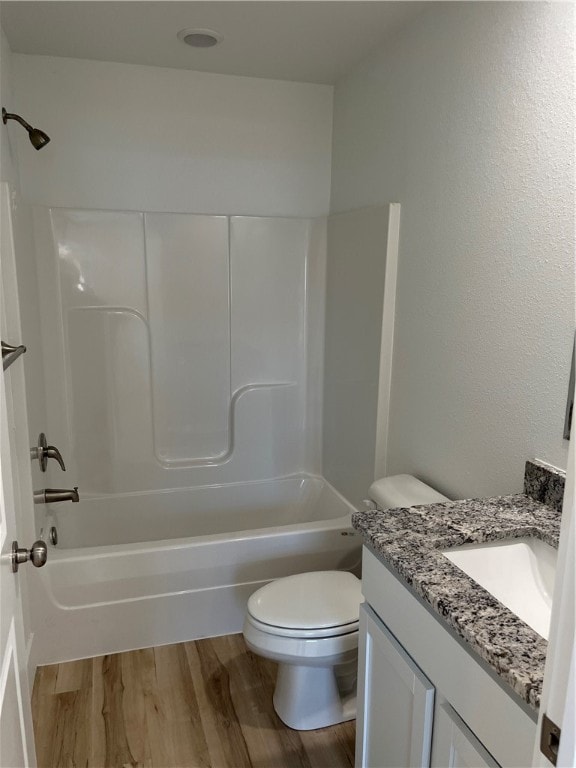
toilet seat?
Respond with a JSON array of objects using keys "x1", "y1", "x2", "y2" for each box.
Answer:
[
  {"x1": 245, "y1": 611, "x2": 359, "y2": 639},
  {"x1": 243, "y1": 613, "x2": 359, "y2": 665},
  {"x1": 247, "y1": 570, "x2": 361, "y2": 633}
]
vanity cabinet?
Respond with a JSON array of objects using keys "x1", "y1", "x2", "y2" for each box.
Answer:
[
  {"x1": 357, "y1": 546, "x2": 537, "y2": 768},
  {"x1": 431, "y1": 702, "x2": 499, "y2": 768},
  {"x1": 356, "y1": 604, "x2": 434, "y2": 768}
]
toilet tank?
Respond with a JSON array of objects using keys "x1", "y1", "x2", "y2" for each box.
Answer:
[{"x1": 368, "y1": 474, "x2": 449, "y2": 510}]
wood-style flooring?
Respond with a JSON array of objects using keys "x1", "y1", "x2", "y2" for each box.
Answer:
[{"x1": 32, "y1": 634, "x2": 356, "y2": 768}]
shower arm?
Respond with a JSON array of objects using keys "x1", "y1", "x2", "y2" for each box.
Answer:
[{"x1": 2, "y1": 109, "x2": 34, "y2": 132}]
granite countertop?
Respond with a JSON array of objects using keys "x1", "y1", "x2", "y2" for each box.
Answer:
[{"x1": 351, "y1": 462, "x2": 564, "y2": 712}]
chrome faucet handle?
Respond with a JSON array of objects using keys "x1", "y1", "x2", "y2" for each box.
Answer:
[{"x1": 30, "y1": 433, "x2": 66, "y2": 472}]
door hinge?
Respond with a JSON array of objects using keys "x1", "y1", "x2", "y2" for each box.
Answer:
[{"x1": 540, "y1": 713, "x2": 561, "y2": 766}]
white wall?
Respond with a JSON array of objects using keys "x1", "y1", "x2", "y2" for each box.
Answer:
[
  {"x1": 0, "y1": 28, "x2": 47, "y2": 674},
  {"x1": 1, "y1": 28, "x2": 52, "y2": 509},
  {"x1": 7, "y1": 52, "x2": 332, "y2": 498},
  {"x1": 12, "y1": 55, "x2": 333, "y2": 217},
  {"x1": 1, "y1": 31, "x2": 52, "y2": 507},
  {"x1": 0, "y1": 29, "x2": 19, "y2": 186},
  {"x1": 331, "y1": 3, "x2": 574, "y2": 499},
  {"x1": 323, "y1": 206, "x2": 390, "y2": 506}
]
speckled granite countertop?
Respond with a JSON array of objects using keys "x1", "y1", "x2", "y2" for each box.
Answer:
[{"x1": 352, "y1": 464, "x2": 564, "y2": 712}]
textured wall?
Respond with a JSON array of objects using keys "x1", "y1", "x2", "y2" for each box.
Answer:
[
  {"x1": 331, "y1": 3, "x2": 574, "y2": 498},
  {"x1": 12, "y1": 54, "x2": 333, "y2": 217}
]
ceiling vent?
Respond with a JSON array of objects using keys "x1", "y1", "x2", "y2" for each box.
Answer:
[{"x1": 177, "y1": 28, "x2": 222, "y2": 49}]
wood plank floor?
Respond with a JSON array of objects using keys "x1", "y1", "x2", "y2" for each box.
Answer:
[{"x1": 32, "y1": 634, "x2": 356, "y2": 768}]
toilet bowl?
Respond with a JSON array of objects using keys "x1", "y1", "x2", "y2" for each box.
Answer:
[
  {"x1": 243, "y1": 570, "x2": 361, "y2": 730},
  {"x1": 243, "y1": 475, "x2": 450, "y2": 731}
]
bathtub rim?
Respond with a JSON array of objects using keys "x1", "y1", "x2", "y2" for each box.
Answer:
[
  {"x1": 43, "y1": 472, "x2": 358, "y2": 559},
  {"x1": 66, "y1": 470, "x2": 326, "y2": 503}
]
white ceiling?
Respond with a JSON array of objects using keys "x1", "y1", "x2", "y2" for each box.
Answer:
[{"x1": 1, "y1": 2, "x2": 425, "y2": 85}]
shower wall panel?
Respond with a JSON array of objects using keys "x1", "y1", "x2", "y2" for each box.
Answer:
[
  {"x1": 145, "y1": 214, "x2": 230, "y2": 463},
  {"x1": 35, "y1": 208, "x2": 318, "y2": 495},
  {"x1": 323, "y1": 206, "x2": 390, "y2": 507},
  {"x1": 53, "y1": 210, "x2": 147, "y2": 313},
  {"x1": 230, "y1": 217, "x2": 308, "y2": 392},
  {"x1": 66, "y1": 308, "x2": 155, "y2": 492}
]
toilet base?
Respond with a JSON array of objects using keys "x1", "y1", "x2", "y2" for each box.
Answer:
[{"x1": 273, "y1": 662, "x2": 357, "y2": 730}]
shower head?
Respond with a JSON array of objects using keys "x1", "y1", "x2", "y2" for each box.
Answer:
[
  {"x1": 2, "y1": 108, "x2": 50, "y2": 150},
  {"x1": 28, "y1": 127, "x2": 51, "y2": 150}
]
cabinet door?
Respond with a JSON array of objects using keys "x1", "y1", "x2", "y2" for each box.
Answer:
[
  {"x1": 356, "y1": 604, "x2": 435, "y2": 768},
  {"x1": 431, "y1": 702, "x2": 500, "y2": 768}
]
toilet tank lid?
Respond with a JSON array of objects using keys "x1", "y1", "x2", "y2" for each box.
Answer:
[{"x1": 369, "y1": 474, "x2": 449, "y2": 510}]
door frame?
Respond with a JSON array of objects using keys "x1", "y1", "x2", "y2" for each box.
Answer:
[{"x1": 532, "y1": 400, "x2": 576, "y2": 767}]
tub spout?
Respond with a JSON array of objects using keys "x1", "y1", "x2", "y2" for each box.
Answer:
[{"x1": 34, "y1": 487, "x2": 79, "y2": 504}]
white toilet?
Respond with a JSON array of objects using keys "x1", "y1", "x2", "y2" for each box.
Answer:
[{"x1": 243, "y1": 474, "x2": 449, "y2": 731}]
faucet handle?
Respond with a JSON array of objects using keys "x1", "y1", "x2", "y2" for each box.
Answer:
[
  {"x1": 31, "y1": 433, "x2": 66, "y2": 472},
  {"x1": 45, "y1": 445, "x2": 66, "y2": 471}
]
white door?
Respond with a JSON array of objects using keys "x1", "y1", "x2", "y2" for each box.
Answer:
[
  {"x1": 0, "y1": 183, "x2": 37, "y2": 768},
  {"x1": 356, "y1": 603, "x2": 435, "y2": 768}
]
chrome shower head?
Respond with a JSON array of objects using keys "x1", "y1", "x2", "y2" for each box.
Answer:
[{"x1": 2, "y1": 108, "x2": 50, "y2": 150}]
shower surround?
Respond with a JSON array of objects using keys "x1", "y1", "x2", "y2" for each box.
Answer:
[
  {"x1": 26, "y1": 206, "x2": 358, "y2": 664},
  {"x1": 24, "y1": 203, "x2": 395, "y2": 664},
  {"x1": 34, "y1": 209, "x2": 325, "y2": 497}
]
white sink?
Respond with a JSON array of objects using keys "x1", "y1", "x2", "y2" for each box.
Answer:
[{"x1": 442, "y1": 537, "x2": 557, "y2": 639}]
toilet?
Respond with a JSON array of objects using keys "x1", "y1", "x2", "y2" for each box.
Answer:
[{"x1": 242, "y1": 474, "x2": 450, "y2": 730}]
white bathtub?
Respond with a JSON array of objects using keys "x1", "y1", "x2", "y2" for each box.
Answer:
[{"x1": 32, "y1": 475, "x2": 361, "y2": 665}]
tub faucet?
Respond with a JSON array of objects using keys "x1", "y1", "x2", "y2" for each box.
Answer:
[{"x1": 34, "y1": 487, "x2": 79, "y2": 504}]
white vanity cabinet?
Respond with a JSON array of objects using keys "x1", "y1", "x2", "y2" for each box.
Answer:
[
  {"x1": 356, "y1": 604, "x2": 435, "y2": 768},
  {"x1": 357, "y1": 546, "x2": 537, "y2": 768},
  {"x1": 431, "y1": 702, "x2": 499, "y2": 768}
]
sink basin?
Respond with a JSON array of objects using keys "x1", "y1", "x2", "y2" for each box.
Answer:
[{"x1": 442, "y1": 537, "x2": 557, "y2": 639}]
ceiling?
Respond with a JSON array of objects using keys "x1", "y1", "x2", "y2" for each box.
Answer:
[{"x1": 0, "y1": 1, "x2": 425, "y2": 85}]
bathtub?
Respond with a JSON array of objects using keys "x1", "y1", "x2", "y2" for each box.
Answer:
[{"x1": 31, "y1": 475, "x2": 361, "y2": 666}]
